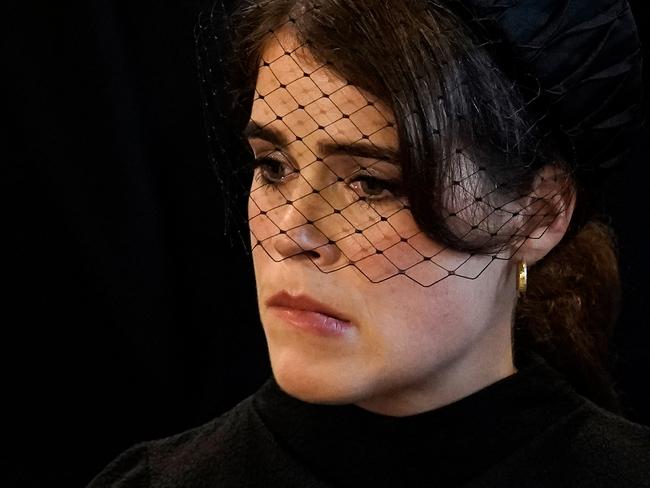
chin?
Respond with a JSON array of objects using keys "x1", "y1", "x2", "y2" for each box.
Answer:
[{"x1": 270, "y1": 352, "x2": 365, "y2": 406}]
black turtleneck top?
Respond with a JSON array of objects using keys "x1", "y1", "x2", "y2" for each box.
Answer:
[{"x1": 87, "y1": 349, "x2": 650, "y2": 487}]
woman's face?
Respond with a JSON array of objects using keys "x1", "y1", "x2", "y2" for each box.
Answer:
[{"x1": 246, "y1": 29, "x2": 519, "y2": 416}]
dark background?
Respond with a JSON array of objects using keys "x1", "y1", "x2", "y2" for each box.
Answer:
[{"x1": 4, "y1": 1, "x2": 649, "y2": 486}]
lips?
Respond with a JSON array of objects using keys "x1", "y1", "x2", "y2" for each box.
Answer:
[
  {"x1": 266, "y1": 291, "x2": 354, "y2": 337},
  {"x1": 266, "y1": 291, "x2": 350, "y2": 323}
]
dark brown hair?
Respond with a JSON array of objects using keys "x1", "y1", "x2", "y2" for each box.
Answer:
[{"x1": 226, "y1": 0, "x2": 623, "y2": 411}]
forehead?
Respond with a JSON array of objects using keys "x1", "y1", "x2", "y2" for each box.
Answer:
[{"x1": 249, "y1": 27, "x2": 398, "y2": 151}]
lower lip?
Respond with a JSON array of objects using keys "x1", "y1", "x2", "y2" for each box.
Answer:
[{"x1": 269, "y1": 306, "x2": 353, "y2": 337}]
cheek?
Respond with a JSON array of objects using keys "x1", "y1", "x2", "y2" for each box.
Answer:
[
  {"x1": 361, "y1": 280, "x2": 490, "y2": 367},
  {"x1": 251, "y1": 242, "x2": 273, "y2": 278},
  {"x1": 251, "y1": 246, "x2": 278, "y2": 317},
  {"x1": 248, "y1": 186, "x2": 276, "y2": 252}
]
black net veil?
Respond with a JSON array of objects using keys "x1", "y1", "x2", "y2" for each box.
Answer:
[{"x1": 195, "y1": 0, "x2": 644, "y2": 288}]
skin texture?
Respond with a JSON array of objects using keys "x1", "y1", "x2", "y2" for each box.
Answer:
[{"x1": 246, "y1": 28, "x2": 575, "y2": 417}]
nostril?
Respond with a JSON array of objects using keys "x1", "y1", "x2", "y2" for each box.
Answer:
[
  {"x1": 273, "y1": 224, "x2": 343, "y2": 267},
  {"x1": 305, "y1": 250, "x2": 320, "y2": 259}
]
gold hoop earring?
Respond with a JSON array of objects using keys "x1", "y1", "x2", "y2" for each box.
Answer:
[{"x1": 516, "y1": 260, "x2": 527, "y2": 297}]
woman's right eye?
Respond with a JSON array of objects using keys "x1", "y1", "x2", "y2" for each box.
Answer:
[{"x1": 252, "y1": 156, "x2": 296, "y2": 186}]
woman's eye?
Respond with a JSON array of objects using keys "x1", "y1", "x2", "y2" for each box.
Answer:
[
  {"x1": 252, "y1": 156, "x2": 296, "y2": 184},
  {"x1": 349, "y1": 174, "x2": 399, "y2": 201}
]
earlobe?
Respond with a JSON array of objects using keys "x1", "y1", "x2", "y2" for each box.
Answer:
[{"x1": 513, "y1": 164, "x2": 576, "y2": 267}]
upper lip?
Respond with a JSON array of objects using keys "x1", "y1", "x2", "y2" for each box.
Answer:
[{"x1": 266, "y1": 291, "x2": 350, "y2": 322}]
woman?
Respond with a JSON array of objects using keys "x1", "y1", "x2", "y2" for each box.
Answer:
[{"x1": 88, "y1": 0, "x2": 649, "y2": 486}]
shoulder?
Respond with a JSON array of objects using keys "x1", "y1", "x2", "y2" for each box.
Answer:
[
  {"x1": 493, "y1": 399, "x2": 650, "y2": 488},
  {"x1": 86, "y1": 394, "x2": 264, "y2": 488},
  {"x1": 563, "y1": 401, "x2": 650, "y2": 483},
  {"x1": 86, "y1": 441, "x2": 150, "y2": 488}
]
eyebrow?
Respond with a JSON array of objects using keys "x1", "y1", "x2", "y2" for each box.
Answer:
[{"x1": 244, "y1": 121, "x2": 401, "y2": 165}]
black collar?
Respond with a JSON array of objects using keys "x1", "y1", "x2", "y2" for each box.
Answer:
[{"x1": 252, "y1": 349, "x2": 586, "y2": 487}]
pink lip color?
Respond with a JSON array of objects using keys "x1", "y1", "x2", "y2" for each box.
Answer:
[{"x1": 269, "y1": 306, "x2": 353, "y2": 337}]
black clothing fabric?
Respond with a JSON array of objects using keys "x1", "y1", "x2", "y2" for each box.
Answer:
[{"x1": 87, "y1": 349, "x2": 650, "y2": 487}]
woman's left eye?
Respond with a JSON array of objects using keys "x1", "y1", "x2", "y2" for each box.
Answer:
[{"x1": 348, "y1": 174, "x2": 399, "y2": 201}]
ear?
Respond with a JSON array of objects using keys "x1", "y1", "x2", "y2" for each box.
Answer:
[{"x1": 512, "y1": 164, "x2": 576, "y2": 267}]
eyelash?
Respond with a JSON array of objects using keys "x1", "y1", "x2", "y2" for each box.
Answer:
[{"x1": 251, "y1": 156, "x2": 401, "y2": 201}]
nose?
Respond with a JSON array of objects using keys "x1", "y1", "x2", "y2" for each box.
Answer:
[
  {"x1": 274, "y1": 177, "x2": 350, "y2": 267},
  {"x1": 250, "y1": 167, "x2": 351, "y2": 270},
  {"x1": 273, "y1": 220, "x2": 343, "y2": 267}
]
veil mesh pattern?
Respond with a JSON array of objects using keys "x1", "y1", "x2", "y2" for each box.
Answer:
[{"x1": 195, "y1": 0, "x2": 642, "y2": 287}]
